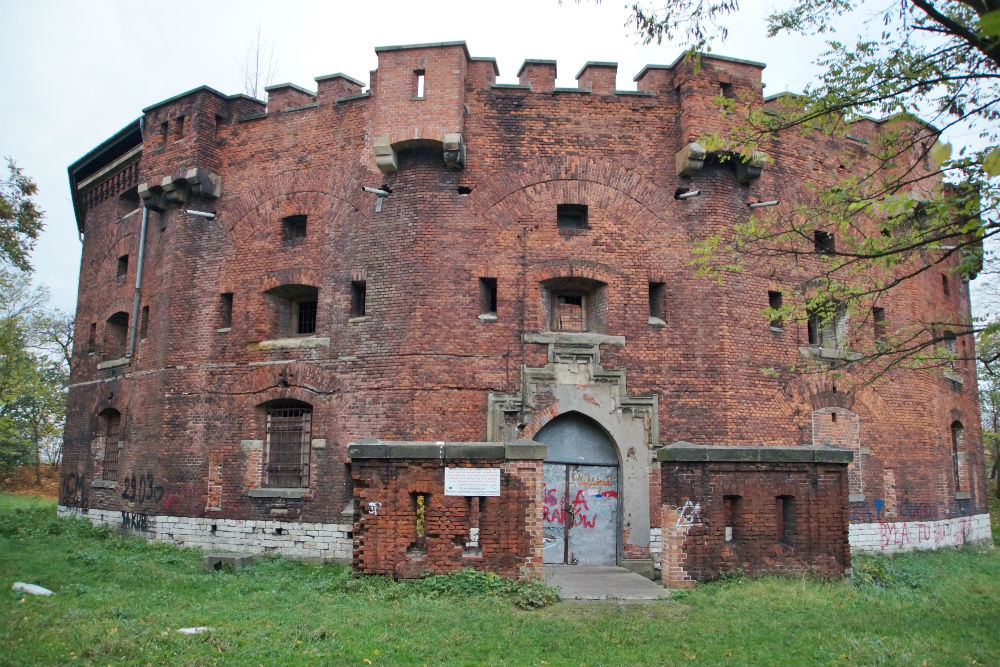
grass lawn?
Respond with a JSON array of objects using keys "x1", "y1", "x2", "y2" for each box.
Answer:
[{"x1": 1, "y1": 493, "x2": 998, "y2": 667}]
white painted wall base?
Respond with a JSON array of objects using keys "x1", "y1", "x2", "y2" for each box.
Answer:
[
  {"x1": 58, "y1": 506, "x2": 353, "y2": 561},
  {"x1": 850, "y1": 513, "x2": 992, "y2": 554}
]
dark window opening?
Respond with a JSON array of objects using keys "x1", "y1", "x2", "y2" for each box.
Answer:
[
  {"x1": 831, "y1": 411, "x2": 837, "y2": 423},
  {"x1": 723, "y1": 495, "x2": 740, "y2": 542},
  {"x1": 159, "y1": 121, "x2": 168, "y2": 144},
  {"x1": 542, "y1": 277, "x2": 606, "y2": 333},
  {"x1": 414, "y1": 69, "x2": 425, "y2": 98},
  {"x1": 100, "y1": 409, "x2": 122, "y2": 482},
  {"x1": 768, "y1": 290, "x2": 783, "y2": 328},
  {"x1": 88, "y1": 322, "x2": 97, "y2": 350},
  {"x1": 263, "y1": 401, "x2": 312, "y2": 488},
  {"x1": 479, "y1": 277, "x2": 497, "y2": 315},
  {"x1": 220, "y1": 293, "x2": 233, "y2": 329},
  {"x1": 649, "y1": 282, "x2": 665, "y2": 322},
  {"x1": 215, "y1": 114, "x2": 226, "y2": 138},
  {"x1": 942, "y1": 273, "x2": 950, "y2": 297},
  {"x1": 117, "y1": 255, "x2": 129, "y2": 279},
  {"x1": 873, "y1": 307, "x2": 886, "y2": 343},
  {"x1": 281, "y1": 215, "x2": 307, "y2": 245},
  {"x1": 814, "y1": 231, "x2": 835, "y2": 254},
  {"x1": 557, "y1": 204, "x2": 588, "y2": 230},
  {"x1": 104, "y1": 312, "x2": 129, "y2": 359},
  {"x1": 457, "y1": 186, "x2": 472, "y2": 195},
  {"x1": 117, "y1": 187, "x2": 140, "y2": 218},
  {"x1": 555, "y1": 294, "x2": 584, "y2": 332},
  {"x1": 777, "y1": 495, "x2": 795, "y2": 544},
  {"x1": 720, "y1": 82, "x2": 734, "y2": 99},
  {"x1": 351, "y1": 281, "x2": 367, "y2": 318},
  {"x1": 174, "y1": 115, "x2": 185, "y2": 140},
  {"x1": 807, "y1": 301, "x2": 845, "y2": 348},
  {"x1": 295, "y1": 298, "x2": 317, "y2": 335},
  {"x1": 139, "y1": 306, "x2": 149, "y2": 340}
]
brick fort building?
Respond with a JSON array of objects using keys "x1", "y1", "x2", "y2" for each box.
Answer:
[{"x1": 60, "y1": 42, "x2": 992, "y2": 587}]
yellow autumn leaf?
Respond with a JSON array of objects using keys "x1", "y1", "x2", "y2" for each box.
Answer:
[{"x1": 930, "y1": 141, "x2": 952, "y2": 167}]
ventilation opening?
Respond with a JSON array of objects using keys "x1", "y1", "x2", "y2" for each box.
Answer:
[
  {"x1": 351, "y1": 280, "x2": 367, "y2": 317},
  {"x1": 274, "y1": 527, "x2": 285, "y2": 536},
  {"x1": 457, "y1": 186, "x2": 472, "y2": 195},
  {"x1": 557, "y1": 204, "x2": 588, "y2": 230},
  {"x1": 210, "y1": 524, "x2": 218, "y2": 533}
]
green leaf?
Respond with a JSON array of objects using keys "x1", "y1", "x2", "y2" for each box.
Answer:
[
  {"x1": 929, "y1": 141, "x2": 952, "y2": 167},
  {"x1": 983, "y1": 147, "x2": 1000, "y2": 177},
  {"x1": 980, "y1": 10, "x2": 1000, "y2": 38}
]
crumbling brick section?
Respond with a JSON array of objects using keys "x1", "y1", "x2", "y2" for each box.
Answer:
[
  {"x1": 348, "y1": 440, "x2": 545, "y2": 580},
  {"x1": 657, "y1": 444, "x2": 852, "y2": 589}
]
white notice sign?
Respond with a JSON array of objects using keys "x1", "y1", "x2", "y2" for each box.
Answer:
[{"x1": 444, "y1": 468, "x2": 501, "y2": 497}]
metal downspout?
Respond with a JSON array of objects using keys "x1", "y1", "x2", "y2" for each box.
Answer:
[{"x1": 126, "y1": 206, "x2": 149, "y2": 358}]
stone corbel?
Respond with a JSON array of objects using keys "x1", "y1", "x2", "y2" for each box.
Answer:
[
  {"x1": 675, "y1": 142, "x2": 706, "y2": 178},
  {"x1": 735, "y1": 152, "x2": 768, "y2": 184},
  {"x1": 374, "y1": 136, "x2": 398, "y2": 174},
  {"x1": 160, "y1": 176, "x2": 190, "y2": 206},
  {"x1": 443, "y1": 133, "x2": 466, "y2": 170},
  {"x1": 185, "y1": 168, "x2": 222, "y2": 198},
  {"x1": 137, "y1": 182, "x2": 166, "y2": 212}
]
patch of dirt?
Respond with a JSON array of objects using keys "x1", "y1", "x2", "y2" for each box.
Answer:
[{"x1": 0, "y1": 464, "x2": 60, "y2": 500}]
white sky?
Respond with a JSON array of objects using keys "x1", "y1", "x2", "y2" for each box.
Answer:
[{"x1": 0, "y1": 0, "x2": 892, "y2": 314}]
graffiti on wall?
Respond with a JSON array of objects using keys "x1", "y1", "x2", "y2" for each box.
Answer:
[
  {"x1": 877, "y1": 517, "x2": 977, "y2": 550},
  {"x1": 60, "y1": 473, "x2": 89, "y2": 509},
  {"x1": 121, "y1": 511, "x2": 154, "y2": 531},
  {"x1": 675, "y1": 500, "x2": 702, "y2": 532},
  {"x1": 849, "y1": 497, "x2": 948, "y2": 523}
]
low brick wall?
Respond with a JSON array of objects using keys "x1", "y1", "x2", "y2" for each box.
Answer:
[
  {"x1": 348, "y1": 440, "x2": 545, "y2": 579},
  {"x1": 658, "y1": 443, "x2": 853, "y2": 588}
]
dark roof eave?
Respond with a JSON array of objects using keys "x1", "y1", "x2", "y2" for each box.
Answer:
[{"x1": 68, "y1": 118, "x2": 143, "y2": 233}]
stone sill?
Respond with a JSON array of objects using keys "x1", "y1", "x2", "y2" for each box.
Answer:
[
  {"x1": 848, "y1": 493, "x2": 866, "y2": 502},
  {"x1": 769, "y1": 326, "x2": 784, "y2": 334},
  {"x1": 658, "y1": 442, "x2": 854, "y2": 464},
  {"x1": 216, "y1": 327, "x2": 231, "y2": 333},
  {"x1": 246, "y1": 336, "x2": 330, "y2": 351},
  {"x1": 248, "y1": 488, "x2": 308, "y2": 499},
  {"x1": 347, "y1": 316, "x2": 368, "y2": 324},
  {"x1": 523, "y1": 332, "x2": 626, "y2": 347},
  {"x1": 943, "y1": 370, "x2": 964, "y2": 385},
  {"x1": 91, "y1": 479, "x2": 116, "y2": 489},
  {"x1": 97, "y1": 357, "x2": 130, "y2": 370},
  {"x1": 348, "y1": 438, "x2": 546, "y2": 461},
  {"x1": 954, "y1": 491, "x2": 971, "y2": 500},
  {"x1": 798, "y1": 345, "x2": 863, "y2": 362},
  {"x1": 478, "y1": 313, "x2": 498, "y2": 322},
  {"x1": 648, "y1": 317, "x2": 666, "y2": 327}
]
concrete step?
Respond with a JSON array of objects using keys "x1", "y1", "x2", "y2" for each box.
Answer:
[{"x1": 542, "y1": 565, "x2": 668, "y2": 601}]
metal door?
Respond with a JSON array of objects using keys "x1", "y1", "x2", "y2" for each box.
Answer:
[{"x1": 542, "y1": 462, "x2": 618, "y2": 565}]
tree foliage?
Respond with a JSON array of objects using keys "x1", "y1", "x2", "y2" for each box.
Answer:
[
  {"x1": 628, "y1": 0, "x2": 1000, "y2": 384},
  {"x1": 0, "y1": 157, "x2": 44, "y2": 273}
]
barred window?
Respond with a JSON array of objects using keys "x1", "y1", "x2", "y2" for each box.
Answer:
[
  {"x1": 100, "y1": 409, "x2": 121, "y2": 482},
  {"x1": 264, "y1": 401, "x2": 312, "y2": 488}
]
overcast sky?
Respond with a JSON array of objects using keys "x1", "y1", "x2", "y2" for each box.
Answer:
[{"x1": 0, "y1": 0, "x2": 884, "y2": 314}]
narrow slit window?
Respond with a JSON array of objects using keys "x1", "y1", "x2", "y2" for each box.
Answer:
[
  {"x1": 873, "y1": 307, "x2": 886, "y2": 343},
  {"x1": 174, "y1": 115, "x2": 185, "y2": 140},
  {"x1": 649, "y1": 282, "x2": 665, "y2": 322},
  {"x1": 777, "y1": 495, "x2": 795, "y2": 544},
  {"x1": 768, "y1": 290, "x2": 783, "y2": 328},
  {"x1": 160, "y1": 121, "x2": 168, "y2": 144},
  {"x1": 88, "y1": 322, "x2": 97, "y2": 350},
  {"x1": 479, "y1": 277, "x2": 497, "y2": 315},
  {"x1": 351, "y1": 280, "x2": 367, "y2": 318},
  {"x1": 942, "y1": 273, "x2": 950, "y2": 297},
  {"x1": 414, "y1": 69, "x2": 425, "y2": 98},
  {"x1": 951, "y1": 421, "x2": 964, "y2": 488},
  {"x1": 139, "y1": 306, "x2": 149, "y2": 340},
  {"x1": 101, "y1": 410, "x2": 122, "y2": 482},
  {"x1": 723, "y1": 495, "x2": 740, "y2": 542},
  {"x1": 220, "y1": 293, "x2": 233, "y2": 329}
]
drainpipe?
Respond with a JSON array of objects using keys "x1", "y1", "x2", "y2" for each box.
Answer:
[{"x1": 126, "y1": 206, "x2": 149, "y2": 358}]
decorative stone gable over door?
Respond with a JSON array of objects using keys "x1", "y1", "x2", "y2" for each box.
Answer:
[{"x1": 487, "y1": 332, "x2": 658, "y2": 574}]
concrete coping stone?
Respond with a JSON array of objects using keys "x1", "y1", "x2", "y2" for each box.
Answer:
[
  {"x1": 347, "y1": 439, "x2": 545, "y2": 461},
  {"x1": 523, "y1": 332, "x2": 626, "y2": 347},
  {"x1": 237, "y1": 113, "x2": 268, "y2": 123},
  {"x1": 489, "y1": 83, "x2": 531, "y2": 90},
  {"x1": 657, "y1": 442, "x2": 854, "y2": 464},
  {"x1": 575, "y1": 61, "x2": 618, "y2": 79},
  {"x1": 284, "y1": 102, "x2": 321, "y2": 113},
  {"x1": 314, "y1": 72, "x2": 366, "y2": 87},
  {"x1": 248, "y1": 488, "x2": 307, "y2": 499},
  {"x1": 336, "y1": 92, "x2": 371, "y2": 104},
  {"x1": 615, "y1": 90, "x2": 655, "y2": 97},
  {"x1": 552, "y1": 87, "x2": 592, "y2": 94},
  {"x1": 264, "y1": 82, "x2": 315, "y2": 96}
]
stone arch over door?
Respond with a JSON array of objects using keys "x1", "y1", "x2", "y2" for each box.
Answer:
[
  {"x1": 487, "y1": 333, "x2": 658, "y2": 575},
  {"x1": 536, "y1": 411, "x2": 620, "y2": 565}
]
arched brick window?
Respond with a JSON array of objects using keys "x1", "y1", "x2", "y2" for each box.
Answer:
[
  {"x1": 104, "y1": 311, "x2": 129, "y2": 359},
  {"x1": 262, "y1": 399, "x2": 312, "y2": 488},
  {"x1": 99, "y1": 409, "x2": 122, "y2": 482}
]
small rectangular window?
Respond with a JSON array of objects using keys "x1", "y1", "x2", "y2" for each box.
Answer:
[
  {"x1": 941, "y1": 273, "x2": 950, "y2": 297},
  {"x1": 282, "y1": 215, "x2": 307, "y2": 244},
  {"x1": 102, "y1": 411, "x2": 122, "y2": 482},
  {"x1": 220, "y1": 293, "x2": 233, "y2": 329},
  {"x1": 414, "y1": 69, "x2": 425, "y2": 98},
  {"x1": 649, "y1": 282, "x2": 665, "y2": 323},
  {"x1": 265, "y1": 405, "x2": 311, "y2": 488},
  {"x1": 88, "y1": 322, "x2": 97, "y2": 350},
  {"x1": 116, "y1": 255, "x2": 129, "y2": 279},
  {"x1": 174, "y1": 115, "x2": 185, "y2": 140},
  {"x1": 295, "y1": 299, "x2": 317, "y2": 335},
  {"x1": 139, "y1": 306, "x2": 149, "y2": 340},
  {"x1": 351, "y1": 281, "x2": 367, "y2": 318},
  {"x1": 720, "y1": 82, "x2": 734, "y2": 99},
  {"x1": 160, "y1": 121, "x2": 169, "y2": 144},
  {"x1": 777, "y1": 495, "x2": 795, "y2": 544},
  {"x1": 479, "y1": 277, "x2": 497, "y2": 315},
  {"x1": 557, "y1": 204, "x2": 588, "y2": 230},
  {"x1": 768, "y1": 291, "x2": 783, "y2": 328},
  {"x1": 554, "y1": 294, "x2": 585, "y2": 331},
  {"x1": 814, "y1": 231, "x2": 835, "y2": 254}
]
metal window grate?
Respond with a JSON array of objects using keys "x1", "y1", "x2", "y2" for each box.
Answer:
[
  {"x1": 103, "y1": 412, "x2": 121, "y2": 482},
  {"x1": 296, "y1": 300, "x2": 317, "y2": 335},
  {"x1": 266, "y1": 407, "x2": 311, "y2": 487}
]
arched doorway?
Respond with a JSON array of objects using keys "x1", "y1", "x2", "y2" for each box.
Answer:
[{"x1": 536, "y1": 412, "x2": 619, "y2": 565}]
